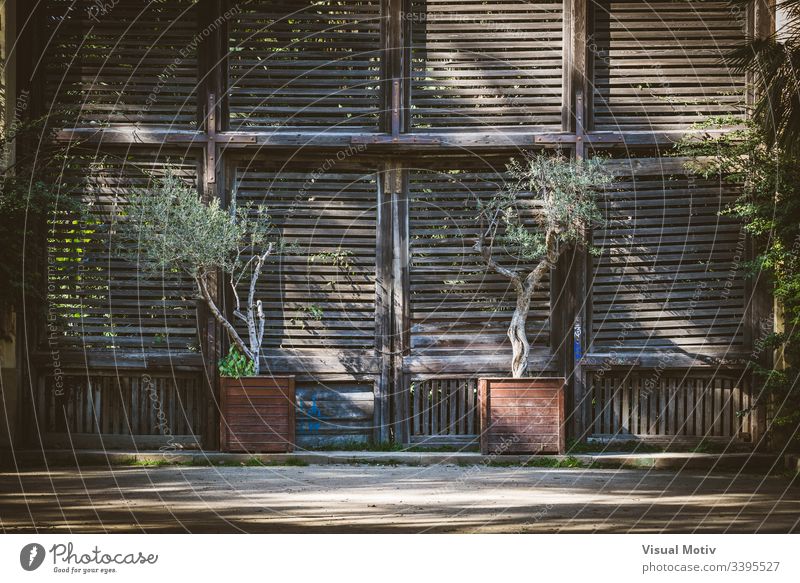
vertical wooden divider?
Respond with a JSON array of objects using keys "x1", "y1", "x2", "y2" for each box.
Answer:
[
  {"x1": 375, "y1": 164, "x2": 393, "y2": 443},
  {"x1": 198, "y1": 0, "x2": 228, "y2": 450}
]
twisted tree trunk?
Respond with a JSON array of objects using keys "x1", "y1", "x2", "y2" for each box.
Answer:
[
  {"x1": 509, "y1": 283, "x2": 532, "y2": 378},
  {"x1": 476, "y1": 230, "x2": 560, "y2": 378}
]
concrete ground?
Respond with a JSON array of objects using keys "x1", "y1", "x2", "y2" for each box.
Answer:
[{"x1": 1, "y1": 464, "x2": 798, "y2": 533}]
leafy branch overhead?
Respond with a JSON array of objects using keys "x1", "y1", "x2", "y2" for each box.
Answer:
[
  {"x1": 117, "y1": 171, "x2": 280, "y2": 375},
  {"x1": 474, "y1": 152, "x2": 612, "y2": 378}
]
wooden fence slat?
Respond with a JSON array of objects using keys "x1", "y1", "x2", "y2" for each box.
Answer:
[
  {"x1": 465, "y1": 380, "x2": 472, "y2": 434},
  {"x1": 621, "y1": 377, "x2": 630, "y2": 435},
  {"x1": 648, "y1": 380, "x2": 658, "y2": 435},
  {"x1": 704, "y1": 380, "x2": 714, "y2": 437},
  {"x1": 630, "y1": 376, "x2": 639, "y2": 435},
  {"x1": 676, "y1": 377, "x2": 685, "y2": 436},
  {"x1": 448, "y1": 380, "x2": 457, "y2": 435}
]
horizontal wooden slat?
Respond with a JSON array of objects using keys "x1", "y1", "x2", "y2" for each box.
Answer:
[
  {"x1": 46, "y1": 150, "x2": 200, "y2": 350},
  {"x1": 592, "y1": 1, "x2": 747, "y2": 131},
  {"x1": 43, "y1": 0, "x2": 199, "y2": 128},
  {"x1": 410, "y1": 0, "x2": 563, "y2": 128},
  {"x1": 234, "y1": 159, "x2": 377, "y2": 351},
  {"x1": 228, "y1": 0, "x2": 382, "y2": 129},
  {"x1": 591, "y1": 156, "x2": 747, "y2": 350}
]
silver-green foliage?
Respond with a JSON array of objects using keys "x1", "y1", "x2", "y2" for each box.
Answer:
[
  {"x1": 481, "y1": 153, "x2": 609, "y2": 264},
  {"x1": 119, "y1": 170, "x2": 277, "y2": 375}
]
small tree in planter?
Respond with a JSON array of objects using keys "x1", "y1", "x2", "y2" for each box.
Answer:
[
  {"x1": 118, "y1": 171, "x2": 277, "y2": 375},
  {"x1": 474, "y1": 152, "x2": 612, "y2": 378},
  {"x1": 117, "y1": 171, "x2": 295, "y2": 452},
  {"x1": 474, "y1": 152, "x2": 612, "y2": 454}
]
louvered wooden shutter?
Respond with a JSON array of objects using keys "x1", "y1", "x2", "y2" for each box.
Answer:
[
  {"x1": 228, "y1": 0, "x2": 383, "y2": 129},
  {"x1": 591, "y1": 156, "x2": 747, "y2": 350},
  {"x1": 48, "y1": 151, "x2": 200, "y2": 349},
  {"x1": 43, "y1": 0, "x2": 199, "y2": 128},
  {"x1": 233, "y1": 160, "x2": 377, "y2": 350},
  {"x1": 592, "y1": 0, "x2": 747, "y2": 131},
  {"x1": 409, "y1": 0, "x2": 564, "y2": 128},
  {"x1": 409, "y1": 160, "x2": 550, "y2": 354}
]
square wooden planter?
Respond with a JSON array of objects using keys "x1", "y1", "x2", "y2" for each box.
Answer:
[
  {"x1": 479, "y1": 377, "x2": 565, "y2": 455},
  {"x1": 220, "y1": 376, "x2": 295, "y2": 453}
]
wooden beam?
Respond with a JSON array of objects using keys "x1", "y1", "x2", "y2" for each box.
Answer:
[
  {"x1": 52, "y1": 127, "x2": 752, "y2": 151},
  {"x1": 390, "y1": 162, "x2": 410, "y2": 443},
  {"x1": 31, "y1": 350, "x2": 205, "y2": 372},
  {"x1": 403, "y1": 350, "x2": 556, "y2": 376},
  {"x1": 747, "y1": 0, "x2": 775, "y2": 447},
  {"x1": 375, "y1": 161, "x2": 393, "y2": 443},
  {"x1": 581, "y1": 350, "x2": 755, "y2": 370},
  {"x1": 198, "y1": 0, "x2": 227, "y2": 450}
]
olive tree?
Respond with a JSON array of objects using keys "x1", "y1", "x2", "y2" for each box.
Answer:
[
  {"x1": 474, "y1": 153, "x2": 612, "y2": 378},
  {"x1": 118, "y1": 171, "x2": 276, "y2": 375}
]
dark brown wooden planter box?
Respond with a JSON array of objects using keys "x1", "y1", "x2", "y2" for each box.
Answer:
[
  {"x1": 220, "y1": 376, "x2": 295, "y2": 453},
  {"x1": 479, "y1": 377, "x2": 565, "y2": 455}
]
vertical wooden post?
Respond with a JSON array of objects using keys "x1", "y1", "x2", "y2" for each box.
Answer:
[
  {"x1": 390, "y1": 163, "x2": 410, "y2": 443},
  {"x1": 14, "y1": 0, "x2": 45, "y2": 448},
  {"x1": 382, "y1": 0, "x2": 408, "y2": 135},
  {"x1": 375, "y1": 165, "x2": 393, "y2": 443},
  {"x1": 382, "y1": 0, "x2": 411, "y2": 444},
  {"x1": 564, "y1": 0, "x2": 591, "y2": 442},
  {"x1": 748, "y1": 0, "x2": 775, "y2": 448},
  {"x1": 198, "y1": 0, "x2": 227, "y2": 450}
]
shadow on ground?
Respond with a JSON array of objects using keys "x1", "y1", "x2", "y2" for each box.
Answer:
[{"x1": 1, "y1": 465, "x2": 798, "y2": 533}]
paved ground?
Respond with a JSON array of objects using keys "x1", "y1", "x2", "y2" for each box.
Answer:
[{"x1": 1, "y1": 464, "x2": 798, "y2": 533}]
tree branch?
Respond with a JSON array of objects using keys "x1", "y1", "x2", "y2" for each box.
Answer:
[
  {"x1": 195, "y1": 273, "x2": 253, "y2": 362},
  {"x1": 524, "y1": 230, "x2": 560, "y2": 293},
  {"x1": 473, "y1": 214, "x2": 523, "y2": 290}
]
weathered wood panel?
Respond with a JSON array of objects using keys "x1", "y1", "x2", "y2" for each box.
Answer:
[
  {"x1": 233, "y1": 158, "x2": 378, "y2": 351},
  {"x1": 39, "y1": 371, "x2": 203, "y2": 447},
  {"x1": 228, "y1": 0, "x2": 382, "y2": 129},
  {"x1": 409, "y1": 0, "x2": 563, "y2": 128},
  {"x1": 479, "y1": 377, "x2": 565, "y2": 454},
  {"x1": 42, "y1": 0, "x2": 199, "y2": 127},
  {"x1": 47, "y1": 150, "x2": 200, "y2": 349},
  {"x1": 591, "y1": 155, "x2": 747, "y2": 350},
  {"x1": 220, "y1": 376, "x2": 295, "y2": 452},
  {"x1": 295, "y1": 381, "x2": 374, "y2": 448},
  {"x1": 589, "y1": 370, "x2": 753, "y2": 440},
  {"x1": 409, "y1": 377, "x2": 479, "y2": 445},
  {"x1": 592, "y1": 1, "x2": 747, "y2": 130}
]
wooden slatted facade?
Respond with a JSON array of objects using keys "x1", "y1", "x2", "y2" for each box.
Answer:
[
  {"x1": 232, "y1": 159, "x2": 378, "y2": 350},
  {"x1": 43, "y1": 0, "x2": 200, "y2": 128},
  {"x1": 592, "y1": 0, "x2": 748, "y2": 131},
  {"x1": 48, "y1": 151, "x2": 200, "y2": 350},
  {"x1": 18, "y1": 0, "x2": 774, "y2": 450},
  {"x1": 228, "y1": 0, "x2": 383, "y2": 128},
  {"x1": 592, "y1": 156, "x2": 747, "y2": 351},
  {"x1": 409, "y1": 0, "x2": 564, "y2": 128},
  {"x1": 408, "y1": 161, "x2": 550, "y2": 355}
]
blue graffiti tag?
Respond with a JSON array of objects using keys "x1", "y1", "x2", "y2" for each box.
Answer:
[{"x1": 299, "y1": 397, "x2": 322, "y2": 434}]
